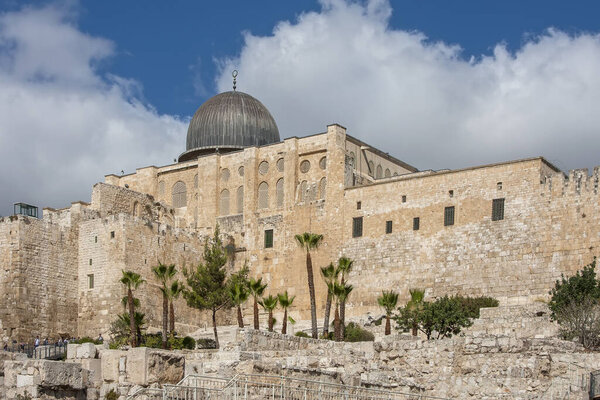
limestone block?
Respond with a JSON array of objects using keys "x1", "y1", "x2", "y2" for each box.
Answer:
[
  {"x1": 126, "y1": 347, "x2": 148, "y2": 385},
  {"x1": 67, "y1": 343, "x2": 78, "y2": 359},
  {"x1": 100, "y1": 350, "x2": 123, "y2": 382},
  {"x1": 16, "y1": 374, "x2": 34, "y2": 388},
  {"x1": 77, "y1": 342, "x2": 97, "y2": 359},
  {"x1": 39, "y1": 360, "x2": 88, "y2": 389},
  {"x1": 81, "y1": 358, "x2": 102, "y2": 385}
]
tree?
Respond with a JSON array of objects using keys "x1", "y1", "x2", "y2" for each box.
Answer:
[
  {"x1": 378, "y1": 291, "x2": 398, "y2": 335},
  {"x1": 259, "y1": 295, "x2": 278, "y2": 332},
  {"x1": 332, "y1": 282, "x2": 353, "y2": 341},
  {"x1": 278, "y1": 291, "x2": 295, "y2": 334},
  {"x1": 229, "y1": 281, "x2": 249, "y2": 328},
  {"x1": 249, "y1": 277, "x2": 268, "y2": 330},
  {"x1": 183, "y1": 226, "x2": 231, "y2": 349},
  {"x1": 397, "y1": 288, "x2": 425, "y2": 336},
  {"x1": 295, "y1": 232, "x2": 324, "y2": 339},
  {"x1": 168, "y1": 280, "x2": 184, "y2": 334},
  {"x1": 418, "y1": 296, "x2": 472, "y2": 339},
  {"x1": 117, "y1": 311, "x2": 147, "y2": 345},
  {"x1": 337, "y1": 256, "x2": 354, "y2": 337},
  {"x1": 549, "y1": 258, "x2": 600, "y2": 348},
  {"x1": 320, "y1": 263, "x2": 339, "y2": 336},
  {"x1": 152, "y1": 263, "x2": 176, "y2": 349},
  {"x1": 120, "y1": 270, "x2": 145, "y2": 347}
]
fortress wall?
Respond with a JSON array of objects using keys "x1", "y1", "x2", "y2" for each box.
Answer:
[
  {"x1": 340, "y1": 159, "x2": 600, "y2": 315},
  {"x1": 0, "y1": 210, "x2": 80, "y2": 342}
]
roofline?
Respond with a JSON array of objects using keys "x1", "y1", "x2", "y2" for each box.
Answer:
[
  {"x1": 345, "y1": 156, "x2": 558, "y2": 191},
  {"x1": 345, "y1": 134, "x2": 418, "y2": 173}
]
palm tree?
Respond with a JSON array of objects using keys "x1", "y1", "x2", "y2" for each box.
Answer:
[
  {"x1": 249, "y1": 278, "x2": 267, "y2": 330},
  {"x1": 169, "y1": 280, "x2": 183, "y2": 334},
  {"x1": 332, "y1": 282, "x2": 353, "y2": 341},
  {"x1": 320, "y1": 263, "x2": 339, "y2": 337},
  {"x1": 259, "y1": 295, "x2": 279, "y2": 332},
  {"x1": 229, "y1": 281, "x2": 249, "y2": 328},
  {"x1": 119, "y1": 311, "x2": 147, "y2": 346},
  {"x1": 120, "y1": 270, "x2": 145, "y2": 347},
  {"x1": 407, "y1": 289, "x2": 425, "y2": 336},
  {"x1": 337, "y1": 256, "x2": 354, "y2": 337},
  {"x1": 152, "y1": 263, "x2": 176, "y2": 349},
  {"x1": 278, "y1": 291, "x2": 295, "y2": 334},
  {"x1": 295, "y1": 232, "x2": 324, "y2": 339},
  {"x1": 378, "y1": 291, "x2": 399, "y2": 335}
]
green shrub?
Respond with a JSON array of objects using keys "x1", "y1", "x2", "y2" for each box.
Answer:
[
  {"x1": 344, "y1": 322, "x2": 374, "y2": 342},
  {"x1": 182, "y1": 336, "x2": 196, "y2": 350},
  {"x1": 549, "y1": 258, "x2": 600, "y2": 320},
  {"x1": 320, "y1": 332, "x2": 334, "y2": 340},
  {"x1": 104, "y1": 389, "x2": 118, "y2": 400},
  {"x1": 73, "y1": 336, "x2": 103, "y2": 345},
  {"x1": 295, "y1": 331, "x2": 310, "y2": 338},
  {"x1": 196, "y1": 338, "x2": 217, "y2": 349},
  {"x1": 419, "y1": 296, "x2": 472, "y2": 339},
  {"x1": 108, "y1": 335, "x2": 129, "y2": 350},
  {"x1": 455, "y1": 296, "x2": 499, "y2": 319}
]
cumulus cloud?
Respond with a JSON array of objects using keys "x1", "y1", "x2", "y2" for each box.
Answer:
[
  {"x1": 0, "y1": 3, "x2": 187, "y2": 216},
  {"x1": 216, "y1": 0, "x2": 600, "y2": 173}
]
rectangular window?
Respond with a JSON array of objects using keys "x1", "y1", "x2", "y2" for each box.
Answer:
[
  {"x1": 89, "y1": 259, "x2": 92, "y2": 266},
  {"x1": 110, "y1": 231, "x2": 115, "y2": 239},
  {"x1": 402, "y1": 195, "x2": 407, "y2": 203},
  {"x1": 352, "y1": 217, "x2": 363, "y2": 238},
  {"x1": 385, "y1": 220, "x2": 393, "y2": 234},
  {"x1": 88, "y1": 274, "x2": 94, "y2": 289},
  {"x1": 413, "y1": 217, "x2": 420, "y2": 231},
  {"x1": 94, "y1": 236, "x2": 97, "y2": 243},
  {"x1": 444, "y1": 206, "x2": 455, "y2": 226},
  {"x1": 264, "y1": 229, "x2": 274, "y2": 248},
  {"x1": 356, "y1": 201, "x2": 362, "y2": 210},
  {"x1": 492, "y1": 198, "x2": 505, "y2": 221}
]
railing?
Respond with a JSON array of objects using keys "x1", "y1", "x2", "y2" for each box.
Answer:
[
  {"x1": 128, "y1": 373, "x2": 452, "y2": 400},
  {"x1": 3, "y1": 343, "x2": 67, "y2": 360},
  {"x1": 590, "y1": 370, "x2": 600, "y2": 399}
]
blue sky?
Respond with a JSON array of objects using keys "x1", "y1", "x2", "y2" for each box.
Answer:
[{"x1": 1, "y1": 0, "x2": 600, "y2": 215}]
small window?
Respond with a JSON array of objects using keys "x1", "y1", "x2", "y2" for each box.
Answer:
[
  {"x1": 110, "y1": 231, "x2": 115, "y2": 239},
  {"x1": 88, "y1": 274, "x2": 94, "y2": 289},
  {"x1": 264, "y1": 229, "x2": 274, "y2": 248},
  {"x1": 356, "y1": 201, "x2": 362, "y2": 210},
  {"x1": 352, "y1": 217, "x2": 363, "y2": 238},
  {"x1": 144, "y1": 259, "x2": 147, "y2": 265},
  {"x1": 89, "y1": 259, "x2": 92, "y2": 266},
  {"x1": 449, "y1": 190, "x2": 454, "y2": 198},
  {"x1": 94, "y1": 236, "x2": 97, "y2": 243},
  {"x1": 497, "y1": 182, "x2": 503, "y2": 190},
  {"x1": 385, "y1": 220, "x2": 392, "y2": 234},
  {"x1": 413, "y1": 217, "x2": 420, "y2": 231},
  {"x1": 402, "y1": 195, "x2": 407, "y2": 203},
  {"x1": 444, "y1": 206, "x2": 455, "y2": 226},
  {"x1": 492, "y1": 198, "x2": 505, "y2": 221}
]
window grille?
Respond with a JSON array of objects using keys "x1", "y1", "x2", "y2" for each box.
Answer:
[
  {"x1": 413, "y1": 217, "x2": 420, "y2": 231},
  {"x1": 88, "y1": 274, "x2": 94, "y2": 289},
  {"x1": 276, "y1": 158, "x2": 284, "y2": 172},
  {"x1": 376, "y1": 165, "x2": 383, "y2": 179},
  {"x1": 318, "y1": 177, "x2": 326, "y2": 200},
  {"x1": 357, "y1": 201, "x2": 362, "y2": 210},
  {"x1": 492, "y1": 198, "x2": 505, "y2": 221},
  {"x1": 259, "y1": 161, "x2": 269, "y2": 175},
  {"x1": 110, "y1": 231, "x2": 115, "y2": 239},
  {"x1": 353, "y1": 217, "x2": 363, "y2": 238},
  {"x1": 402, "y1": 195, "x2": 407, "y2": 203},
  {"x1": 172, "y1": 181, "x2": 187, "y2": 208},
  {"x1": 386, "y1": 220, "x2": 392, "y2": 234},
  {"x1": 221, "y1": 168, "x2": 230, "y2": 182},
  {"x1": 276, "y1": 179, "x2": 284, "y2": 207},
  {"x1": 319, "y1": 156, "x2": 327, "y2": 170},
  {"x1": 236, "y1": 186, "x2": 244, "y2": 213},
  {"x1": 385, "y1": 168, "x2": 391, "y2": 178},
  {"x1": 444, "y1": 206, "x2": 455, "y2": 226},
  {"x1": 219, "y1": 189, "x2": 230, "y2": 216},
  {"x1": 264, "y1": 229, "x2": 274, "y2": 248},
  {"x1": 258, "y1": 182, "x2": 269, "y2": 209},
  {"x1": 300, "y1": 160, "x2": 311, "y2": 173}
]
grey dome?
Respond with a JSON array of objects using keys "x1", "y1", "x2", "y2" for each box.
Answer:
[{"x1": 178, "y1": 91, "x2": 280, "y2": 162}]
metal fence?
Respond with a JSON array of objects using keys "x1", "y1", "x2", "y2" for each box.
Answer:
[
  {"x1": 3, "y1": 343, "x2": 67, "y2": 360},
  {"x1": 590, "y1": 370, "x2": 600, "y2": 400},
  {"x1": 128, "y1": 373, "x2": 452, "y2": 400}
]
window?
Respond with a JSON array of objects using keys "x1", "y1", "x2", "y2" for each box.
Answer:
[
  {"x1": 258, "y1": 182, "x2": 269, "y2": 209},
  {"x1": 89, "y1": 259, "x2": 92, "y2": 266},
  {"x1": 413, "y1": 217, "x2": 420, "y2": 231},
  {"x1": 449, "y1": 190, "x2": 454, "y2": 198},
  {"x1": 219, "y1": 189, "x2": 230, "y2": 216},
  {"x1": 352, "y1": 217, "x2": 363, "y2": 238},
  {"x1": 376, "y1": 165, "x2": 383, "y2": 179},
  {"x1": 444, "y1": 206, "x2": 455, "y2": 226},
  {"x1": 497, "y1": 182, "x2": 502, "y2": 190},
  {"x1": 276, "y1": 178, "x2": 284, "y2": 207},
  {"x1": 492, "y1": 198, "x2": 505, "y2": 221},
  {"x1": 236, "y1": 186, "x2": 244, "y2": 213},
  {"x1": 357, "y1": 201, "x2": 362, "y2": 210},
  {"x1": 402, "y1": 195, "x2": 407, "y2": 203},
  {"x1": 172, "y1": 181, "x2": 187, "y2": 208},
  {"x1": 385, "y1": 220, "x2": 392, "y2": 234},
  {"x1": 88, "y1": 274, "x2": 94, "y2": 289},
  {"x1": 318, "y1": 177, "x2": 326, "y2": 200},
  {"x1": 110, "y1": 231, "x2": 115, "y2": 239},
  {"x1": 264, "y1": 229, "x2": 274, "y2": 248},
  {"x1": 94, "y1": 236, "x2": 97, "y2": 243}
]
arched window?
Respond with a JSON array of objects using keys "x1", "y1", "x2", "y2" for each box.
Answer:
[
  {"x1": 384, "y1": 168, "x2": 391, "y2": 178},
  {"x1": 236, "y1": 186, "x2": 244, "y2": 213},
  {"x1": 219, "y1": 189, "x2": 230, "y2": 216},
  {"x1": 172, "y1": 181, "x2": 187, "y2": 208},
  {"x1": 368, "y1": 161, "x2": 375, "y2": 177},
  {"x1": 300, "y1": 180, "x2": 308, "y2": 202},
  {"x1": 348, "y1": 152, "x2": 356, "y2": 168},
  {"x1": 319, "y1": 177, "x2": 327, "y2": 200},
  {"x1": 276, "y1": 178, "x2": 284, "y2": 208},
  {"x1": 258, "y1": 182, "x2": 269, "y2": 209},
  {"x1": 376, "y1": 165, "x2": 383, "y2": 179}
]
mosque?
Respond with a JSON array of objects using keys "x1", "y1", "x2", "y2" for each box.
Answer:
[{"x1": 1, "y1": 74, "x2": 599, "y2": 342}]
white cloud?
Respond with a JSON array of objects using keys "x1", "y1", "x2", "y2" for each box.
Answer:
[
  {"x1": 0, "y1": 3, "x2": 187, "y2": 216},
  {"x1": 216, "y1": 0, "x2": 600, "y2": 173}
]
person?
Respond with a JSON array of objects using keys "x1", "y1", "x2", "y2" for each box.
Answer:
[
  {"x1": 43, "y1": 337, "x2": 48, "y2": 346},
  {"x1": 34, "y1": 336, "x2": 40, "y2": 348},
  {"x1": 3, "y1": 343, "x2": 7, "y2": 351},
  {"x1": 97, "y1": 334, "x2": 103, "y2": 343},
  {"x1": 58, "y1": 338, "x2": 63, "y2": 347}
]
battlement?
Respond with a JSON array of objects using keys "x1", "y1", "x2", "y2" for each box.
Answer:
[{"x1": 541, "y1": 166, "x2": 600, "y2": 196}]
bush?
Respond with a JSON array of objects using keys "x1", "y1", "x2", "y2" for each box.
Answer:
[
  {"x1": 142, "y1": 333, "x2": 163, "y2": 349},
  {"x1": 455, "y1": 296, "x2": 499, "y2": 319},
  {"x1": 344, "y1": 322, "x2": 374, "y2": 342},
  {"x1": 182, "y1": 336, "x2": 196, "y2": 350},
  {"x1": 73, "y1": 336, "x2": 103, "y2": 345},
  {"x1": 196, "y1": 338, "x2": 217, "y2": 349},
  {"x1": 419, "y1": 296, "x2": 472, "y2": 340},
  {"x1": 108, "y1": 335, "x2": 129, "y2": 350},
  {"x1": 549, "y1": 258, "x2": 600, "y2": 320},
  {"x1": 295, "y1": 331, "x2": 310, "y2": 338},
  {"x1": 104, "y1": 389, "x2": 118, "y2": 400}
]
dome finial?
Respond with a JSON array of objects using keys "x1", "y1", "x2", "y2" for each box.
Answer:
[{"x1": 232, "y1": 70, "x2": 238, "y2": 91}]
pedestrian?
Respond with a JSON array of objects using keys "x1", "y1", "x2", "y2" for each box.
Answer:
[
  {"x1": 43, "y1": 337, "x2": 48, "y2": 346},
  {"x1": 58, "y1": 338, "x2": 63, "y2": 347},
  {"x1": 34, "y1": 336, "x2": 40, "y2": 348},
  {"x1": 97, "y1": 333, "x2": 103, "y2": 343}
]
